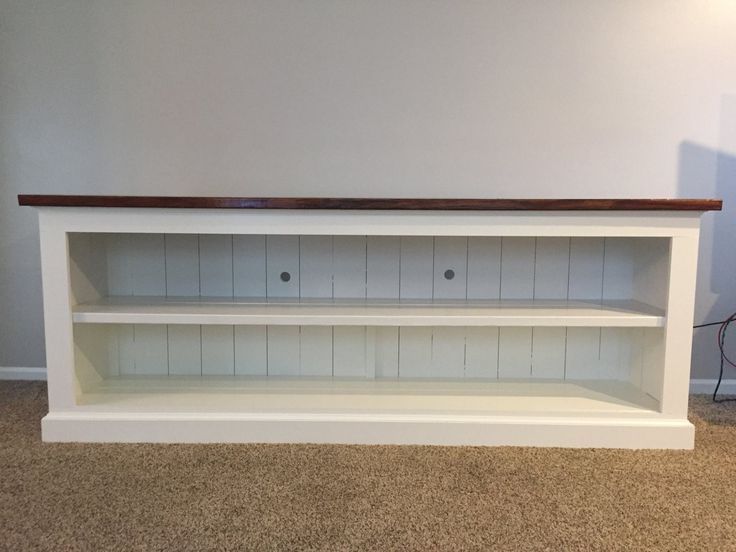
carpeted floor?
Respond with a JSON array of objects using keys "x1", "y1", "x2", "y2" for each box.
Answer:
[{"x1": 1, "y1": 382, "x2": 736, "y2": 551}]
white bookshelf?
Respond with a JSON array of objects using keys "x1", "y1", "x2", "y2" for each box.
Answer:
[{"x1": 23, "y1": 197, "x2": 719, "y2": 448}]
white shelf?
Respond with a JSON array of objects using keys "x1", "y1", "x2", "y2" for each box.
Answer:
[
  {"x1": 77, "y1": 376, "x2": 660, "y2": 417},
  {"x1": 72, "y1": 296, "x2": 665, "y2": 327}
]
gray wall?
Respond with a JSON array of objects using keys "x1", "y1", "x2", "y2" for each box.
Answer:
[{"x1": 1, "y1": 1, "x2": 735, "y2": 377}]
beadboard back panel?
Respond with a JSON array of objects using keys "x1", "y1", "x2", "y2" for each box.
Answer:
[{"x1": 68, "y1": 233, "x2": 669, "y2": 395}]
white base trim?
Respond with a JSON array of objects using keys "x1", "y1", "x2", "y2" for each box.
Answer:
[
  {"x1": 41, "y1": 412, "x2": 695, "y2": 449},
  {"x1": 689, "y1": 378, "x2": 736, "y2": 395},
  {"x1": 0, "y1": 366, "x2": 47, "y2": 381}
]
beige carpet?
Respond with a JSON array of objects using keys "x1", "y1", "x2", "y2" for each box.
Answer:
[{"x1": 1, "y1": 381, "x2": 736, "y2": 551}]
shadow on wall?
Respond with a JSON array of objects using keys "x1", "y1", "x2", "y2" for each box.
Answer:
[{"x1": 678, "y1": 96, "x2": 736, "y2": 379}]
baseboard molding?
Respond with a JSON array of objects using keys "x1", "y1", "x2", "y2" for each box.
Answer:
[
  {"x1": 0, "y1": 366, "x2": 47, "y2": 381},
  {"x1": 689, "y1": 379, "x2": 736, "y2": 395},
  {"x1": 0, "y1": 367, "x2": 733, "y2": 394}
]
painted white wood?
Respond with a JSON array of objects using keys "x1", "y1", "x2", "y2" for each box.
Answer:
[
  {"x1": 106, "y1": 234, "x2": 134, "y2": 296},
  {"x1": 333, "y1": 236, "x2": 367, "y2": 298},
  {"x1": 366, "y1": 236, "x2": 400, "y2": 299},
  {"x1": 32, "y1": 206, "x2": 707, "y2": 448},
  {"x1": 568, "y1": 237, "x2": 605, "y2": 300},
  {"x1": 531, "y1": 328, "x2": 566, "y2": 379},
  {"x1": 500, "y1": 237, "x2": 535, "y2": 299},
  {"x1": 333, "y1": 327, "x2": 367, "y2": 377},
  {"x1": 266, "y1": 326, "x2": 300, "y2": 376},
  {"x1": 299, "y1": 235, "x2": 333, "y2": 298},
  {"x1": 133, "y1": 325, "x2": 168, "y2": 375},
  {"x1": 374, "y1": 327, "x2": 399, "y2": 378},
  {"x1": 598, "y1": 328, "x2": 630, "y2": 381},
  {"x1": 68, "y1": 233, "x2": 108, "y2": 304},
  {"x1": 400, "y1": 237, "x2": 434, "y2": 299},
  {"x1": 201, "y1": 325, "x2": 235, "y2": 375},
  {"x1": 73, "y1": 297, "x2": 664, "y2": 327},
  {"x1": 113, "y1": 325, "x2": 135, "y2": 376},
  {"x1": 299, "y1": 326, "x2": 333, "y2": 376},
  {"x1": 660, "y1": 234, "x2": 700, "y2": 416},
  {"x1": 498, "y1": 327, "x2": 533, "y2": 378},
  {"x1": 129, "y1": 234, "x2": 166, "y2": 296},
  {"x1": 41, "y1": 412, "x2": 695, "y2": 449},
  {"x1": 167, "y1": 325, "x2": 202, "y2": 376},
  {"x1": 432, "y1": 237, "x2": 468, "y2": 300},
  {"x1": 602, "y1": 238, "x2": 634, "y2": 300},
  {"x1": 43, "y1": 207, "x2": 701, "y2": 238},
  {"x1": 266, "y1": 235, "x2": 300, "y2": 298},
  {"x1": 234, "y1": 326, "x2": 268, "y2": 376},
  {"x1": 464, "y1": 327, "x2": 499, "y2": 379},
  {"x1": 565, "y1": 327, "x2": 601, "y2": 380},
  {"x1": 466, "y1": 237, "x2": 502, "y2": 299},
  {"x1": 199, "y1": 235, "x2": 234, "y2": 297},
  {"x1": 233, "y1": 235, "x2": 266, "y2": 297},
  {"x1": 165, "y1": 234, "x2": 200, "y2": 296},
  {"x1": 533, "y1": 237, "x2": 570, "y2": 300},
  {"x1": 430, "y1": 327, "x2": 465, "y2": 378},
  {"x1": 398, "y1": 327, "x2": 433, "y2": 378}
]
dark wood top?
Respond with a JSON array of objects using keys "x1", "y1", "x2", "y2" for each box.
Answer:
[{"x1": 17, "y1": 195, "x2": 722, "y2": 211}]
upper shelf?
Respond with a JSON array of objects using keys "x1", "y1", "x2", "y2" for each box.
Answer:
[
  {"x1": 18, "y1": 195, "x2": 722, "y2": 211},
  {"x1": 72, "y1": 297, "x2": 665, "y2": 327}
]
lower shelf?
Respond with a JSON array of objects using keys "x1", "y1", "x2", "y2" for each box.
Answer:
[
  {"x1": 41, "y1": 377, "x2": 692, "y2": 449},
  {"x1": 77, "y1": 377, "x2": 659, "y2": 416}
]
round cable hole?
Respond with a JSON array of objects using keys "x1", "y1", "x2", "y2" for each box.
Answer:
[
  {"x1": 280, "y1": 271, "x2": 291, "y2": 282},
  {"x1": 444, "y1": 269, "x2": 455, "y2": 280}
]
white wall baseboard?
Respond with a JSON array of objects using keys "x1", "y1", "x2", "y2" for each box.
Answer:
[
  {"x1": 0, "y1": 367, "x2": 733, "y2": 395},
  {"x1": 689, "y1": 378, "x2": 736, "y2": 395},
  {"x1": 0, "y1": 366, "x2": 47, "y2": 381}
]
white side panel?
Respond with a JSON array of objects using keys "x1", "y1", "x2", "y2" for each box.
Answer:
[
  {"x1": 398, "y1": 327, "x2": 432, "y2": 378},
  {"x1": 375, "y1": 327, "x2": 399, "y2": 378},
  {"x1": 568, "y1": 237, "x2": 605, "y2": 300},
  {"x1": 565, "y1": 328, "x2": 600, "y2": 380},
  {"x1": 531, "y1": 327, "x2": 566, "y2": 379},
  {"x1": 333, "y1": 236, "x2": 367, "y2": 298},
  {"x1": 366, "y1": 236, "x2": 400, "y2": 299},
  {"x1": 165, "y1": 235, "x2": 200, "y2": 296},
  {"x1": 500, "y1": 237, "x2": 535, "y2": 299},
  {"x1": 400, "y1": 237, "x2": 434, "y2": 299},
  {"x1": 498, "y1": 327, "x2": 533, "y2": 378},
  {"x1": 299, "y1": 235, "x2": 333, "y2": 298},
  {"x1": 267, "y1": 326, "x2": 300, "y2": 375},
  {"x1": 299, "y1": 327, "x2": 333, "y2": 376},
  {"x1": 266, "y1": 236, "x2": 300, "y2": 298},
  {"x1": 333, "y1": 327, "x2": 367, "y2": 377},
  {"x1": 466, "y1": 237, "x2": 502, "y2": 300},
  {"x1": 430, "y1": 327, "x2": 465, "y2": 378},
  {"x1": 201, "y1": 325, "x2": 235, "y2": 375},
  {"x1": 432, "y1": 237, "x2": 468, "y2": 300},
  {"x1": 233, "y1": 235, "x2": 267, "y2": 297},
  {"x1": 534, "y1": 237, "x2": 570, "y2": 300},
  {"x1": 133, "y1": 324, "x2": 168, "y2": 375},
  {"x1": 199, "y1": 235, "x2": 234, "y2": 297},
  {"x1": 168, "y1": 325, "x2": 202, "y2": 376},
  {"x1": 641, "y1": 328, "x2": 665, "y2": 402},
  {"x1": 234, "y1": 326, "x2": 268, "y2": 376},
  {"x1": 130, "y1": 234, "x2": 166, "y2": 296},
  {"x1": 464, "y1": 327, "x2": 499, "y2": 379}
]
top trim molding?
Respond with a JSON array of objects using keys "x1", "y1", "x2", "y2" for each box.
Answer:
[{"x1": 17, "y1": 195, "x2": 722, "y2": 211}]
